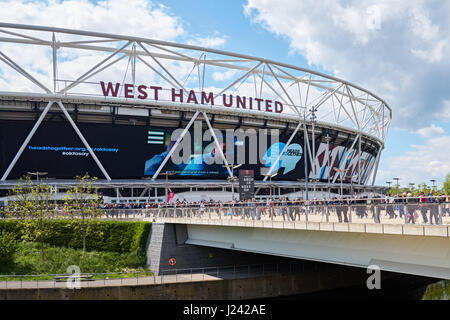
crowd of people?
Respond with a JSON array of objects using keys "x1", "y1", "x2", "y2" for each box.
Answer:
[
  {"x1": 2, "y1": 192, "x2": 449, "y2": 225},
  {"x1": 99, "y1": 192, "x2": 450, "y2": 225}
]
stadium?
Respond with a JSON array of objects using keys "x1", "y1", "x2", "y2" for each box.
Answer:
[{"x1": 0, "y1": 23, "x2": 391, "y2": 203}]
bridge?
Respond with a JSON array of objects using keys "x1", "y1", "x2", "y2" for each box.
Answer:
[{"x1": 141, "y1": 203, "x2": 450, "y2": 280}]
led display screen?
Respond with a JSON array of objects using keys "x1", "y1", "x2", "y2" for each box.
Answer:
[{"x1": 0, "y1": 120, "x2": 378, "y2": 182}]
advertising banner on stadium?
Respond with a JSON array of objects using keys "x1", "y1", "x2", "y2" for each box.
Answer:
[{"x1": 0, "y1": 120, "x2": 377, "y2": 182}]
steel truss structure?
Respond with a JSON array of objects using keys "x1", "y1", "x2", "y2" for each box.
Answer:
[{"x1": 0, "y1": 23, "x2": 391, "y2": 196}]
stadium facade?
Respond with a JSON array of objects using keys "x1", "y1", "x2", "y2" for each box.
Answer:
[{"x1": 0, "y1": 23, "x2": 391, "y2": 201}]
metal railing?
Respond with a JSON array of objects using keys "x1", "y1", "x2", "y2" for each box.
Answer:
[
  {"x1": 96, "y1": 200, "x2": 450, "y2": 226},
  {"x1": 0, "y1": 262, "x2": 302, "y2": 289},
  {"x1": 2, "y1": 198, "x2": 450, "y2": 226}
]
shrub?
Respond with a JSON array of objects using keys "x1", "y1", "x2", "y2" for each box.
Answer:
[
  {"x1": 0, "y1": 220, "x2": 151, "y2": 254},
  {"x1": 8, "y1": 242, "x2": 147, "y2": 275},
  {"x1": 0, "y1": 230, "x2": 19, "y2": 264}
]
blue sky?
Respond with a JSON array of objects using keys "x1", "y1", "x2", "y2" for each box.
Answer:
[
  {"x1": 134, "y1": 0, "x2": 450, "y2": 189},
  {"x1": 157, "y1": 0, "x2": 450, "y2": 189},
  {"x1": 0, "y1": 0, "x2": 449, "y2": 188}
]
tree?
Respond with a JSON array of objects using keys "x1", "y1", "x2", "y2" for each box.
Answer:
[
  {"x1": 63, "y1": 174, "x2": 103, "y2": 253},
  {"x1": 6, "y1": 175, "x2": 56, "y2": 261},
  {"x1": 444, "y1": 173, "x2": 450, "y2": 195},
  {"x1": 417, "y1": 182, "x2": 431, "y2": 195},
  {"x1": 388, "y1": 185, "x2": 405, "y2": 196}
]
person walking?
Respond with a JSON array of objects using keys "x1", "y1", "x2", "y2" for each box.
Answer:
[
  {"x1": 406, "y1": 192, "x2": 416, "y2": 224},
  {"x1": 428, "y1": 192, "x2": 439, "y2": 225},
  {"x1": 248, "y1": 198, "x2": 255, "y2": 220},
  {"x1": 293, "y1": 198, "x2": 301, "y2": 221},
  {"x1": 385, "y1": 193, "x2": 397, "y2": 219},
  {"x1": 371, "y1": 194, "x2": 381, "y2": 223},
  {"x1": 419, "y1": 192, "x2": 428, "y2": 224},
  {"x1": 367, "y1": 193, "x2": 375, "y2": 219},
  {"x1": 399, "y1": 192, "x2": 407, "y2": 219},
  {"x1": 335, "y1": 197, "x2": 344, "y2": 223}
]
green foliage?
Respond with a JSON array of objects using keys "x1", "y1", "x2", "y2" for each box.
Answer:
[
  {"x1": 417, "y1": 182, "x2": 431, "y2": 194},
  {"x1": 63, "y1": 173, "x2": 103, "y2": 252},
  {"x1": 5, "y1": 176, "x2": 57, "y2": 261},
  {"x1": 388, "y1": 179, "x2": 448, "y2": 197},
  {"x1": 0, "y1": 242, "x2": 147, "y2": 275},
  {"x1": 444, "y1": 173, "x2": 450, "y2": 195},
  {"x1": 0, "y1": 230, "x2": 19, "y2": 264},
  {"x1": 0, "y1": 219, "x2": 151, "y2": 254},
  {"x1": 0, "y1": 220, "x2": 23, "y2": 239},
  {"x1": 422, "y1": 280, "x2": 450, "y2": 300},
  {"x1": 388, "y1": 185, "x2": 406, "y2": 196}
]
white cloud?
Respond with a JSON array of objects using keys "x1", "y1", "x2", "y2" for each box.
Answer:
[
  {"x1": 244, "y1": 0, "x2": 450, "y2": 186},
  {"x1": 0, "y1": 0, "x2": 215, "y2": 94},
  {"x1": 188, "y1": 36, "x2": 227, "y2": 48},
  {"x1": 0, "y1": 0, "x2": 184, "y2": 40},
  {"x1": 244, "y1": 0, "x2": 450, "y2": 130},
  {"x1": 411, "y1": 40, "x2": 448, "y2": 63},
  {"x1": 437, "y1": 100, "x2": 450, "y2": 121},
  {"x1": 376, "y1": 134, "x2": 450, "y2": 187},
  {"x1": 416, "y1": 124, "x2": 445, "y2": 138},
  {"x1": 212, "y1": 69, "x2": 237, "y2": 82}
]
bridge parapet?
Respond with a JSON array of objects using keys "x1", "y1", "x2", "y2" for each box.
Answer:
[{"x1": 148, "y1": 216, "x2": 450, "y2": 238}]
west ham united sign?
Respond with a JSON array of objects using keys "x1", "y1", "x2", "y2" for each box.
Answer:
[{"x1": 100, "y1": 81, "x2": 284, "y2": 114}]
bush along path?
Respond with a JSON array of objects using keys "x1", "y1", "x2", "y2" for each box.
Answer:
[{"x1": 0, "y1": 220, "x2": 151, "y2": 277}]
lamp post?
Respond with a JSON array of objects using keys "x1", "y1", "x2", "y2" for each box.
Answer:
[
  {"x1": 393, "y1": 177, "x2": 400, "y2": 188},
  {"x1": 303, "y1": 106, "x2": 309, "y2": 201},
  {"x1": 223, "y1": 164, "x2": 242, "y2": 202},
  {"x1": 263, "y1": 172, "x2": 278, "y2": 199},
  {"x1": 310, "y1": 178, "x2": 319, "y2": 199},
  {"x1": 430, "y1": 179, "x2": 436, "y2": 191},
  {"x1": 386, "y1": 181, "x2": 392, "y2": 190},
  {"x1": 333, "y1": 167, "x2": 346, "y2": 196},
  {"x1": 324, "y1": 134, "x2": 332, "y2": 199},
  {"x1": 310, "y1": 106, "x2": 317, "y2": 200},
  {"x1": 226, "y1": 176, "x2": 238, "y2": 202},
  {"x1": 27, "y1": 171, "x2": 48, "y2": 184},
  {"x1": 160, "y1": 172, "x2": 175, "y2": 202}
]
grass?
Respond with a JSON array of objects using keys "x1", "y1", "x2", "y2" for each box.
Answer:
[{"x1": 0, "y1": 242, "x2": 153, "y2": 280}]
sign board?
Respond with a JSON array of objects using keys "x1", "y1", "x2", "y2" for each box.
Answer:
[{"x1": 239, "y1": 169, "x2": 254, "y2": 200}]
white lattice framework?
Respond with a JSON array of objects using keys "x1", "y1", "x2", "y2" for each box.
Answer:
[{"x1": 0, "y1": 23, "x2": 391, "y2": 186}]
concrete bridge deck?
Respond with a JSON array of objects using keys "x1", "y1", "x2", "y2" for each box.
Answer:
[
  {"x1": 144, "y1": 211, "x2": 450, "y2": 279},
  {"x1": 148, "y1": 215, "x2": 450, "y2": 237}
]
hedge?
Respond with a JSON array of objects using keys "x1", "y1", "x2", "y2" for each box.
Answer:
[{"x1": 0, "y1": 219, "x2": 151, "y2": 254}]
